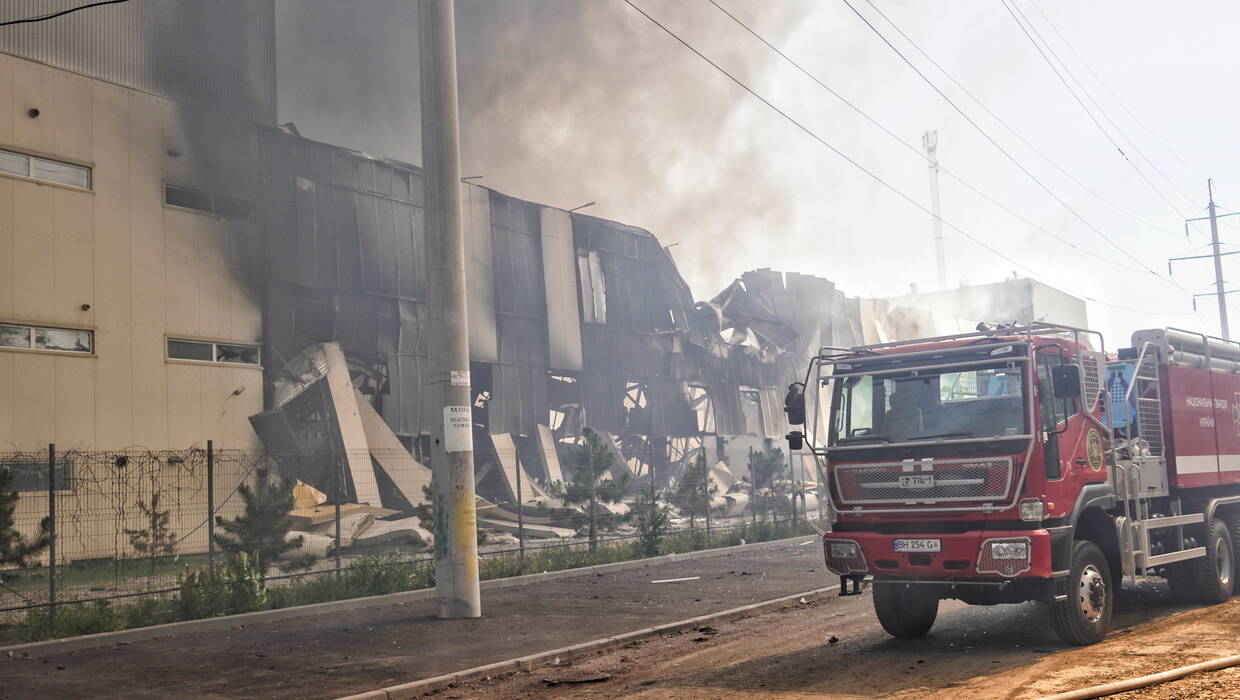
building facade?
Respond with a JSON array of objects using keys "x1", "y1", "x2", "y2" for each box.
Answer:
[{"x1": 0, "y1": 1, "x2": 275, "y2": 452}]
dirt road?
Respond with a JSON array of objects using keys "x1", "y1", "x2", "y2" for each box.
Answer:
[{"x1": 453, "y1": 582, "x2": 1240, "y2": 700}]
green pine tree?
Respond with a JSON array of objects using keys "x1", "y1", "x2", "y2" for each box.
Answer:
[
  {"x1": 0, "y1": 469, "x2": 50, "y2": 581},
  {"x1": 747, "y1": 438, "x2": 786, "y2": 522},
  {"x1": 672, "y1": 453, "x2": 717, "y2": 530},
  {"x1": 549, "y1": 427, "x2": 631, "y2": 550},
  {"x1": 123, "y1": 491, "x2": 177, "y2": 579},
  {"x1": 213, "y1": 468, "x2": 303, "y2": 570}
]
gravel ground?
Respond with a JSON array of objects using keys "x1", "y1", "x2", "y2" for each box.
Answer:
[
  {"x1": 450, "y1": 582, "x2": 1240, "y2": 700},
  {"x1": 1110, "y1": 665, "x2": 1240, "y2": 700}
]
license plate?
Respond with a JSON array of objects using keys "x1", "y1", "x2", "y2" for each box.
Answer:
[
  {"x1": 899, "y1": 474, "x2": 935, "y2": 489},
  {"x1": 893, "y1": 538, "x2": 941, "y2": 553}
]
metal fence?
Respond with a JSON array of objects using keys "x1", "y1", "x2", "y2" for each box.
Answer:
[{"x1": 1, "y1": 442, "x2": 820, "y2": 628}]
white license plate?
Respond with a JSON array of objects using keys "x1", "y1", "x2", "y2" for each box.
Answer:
[
  {"x1": 899, "y1": 474, "x2": 935, "y2": 489},
  {"x1": 893, "y1": 538, "x2": 941, "y2": 553}
]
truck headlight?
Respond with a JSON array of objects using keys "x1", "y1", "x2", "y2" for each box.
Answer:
[
  {"x1": 990, "y1": 541, "x2": 1029, "y2": 560},
  {"x1": 1019, "y1": 498, "x2": 1044, "y2": 522},
  {"x1": 830, "y1": 541, "x2": 860, "y2": 559}
]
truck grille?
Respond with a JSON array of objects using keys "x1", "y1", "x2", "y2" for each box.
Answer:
[{"x1": 835, "y1": 457, "x2": 1013, "y2": 506}]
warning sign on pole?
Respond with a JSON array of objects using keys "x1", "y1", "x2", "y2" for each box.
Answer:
[{"x1": 444, "y1": 406, "x2": 473, "y2": 453}]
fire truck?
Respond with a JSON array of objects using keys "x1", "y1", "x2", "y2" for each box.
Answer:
[{"x1": 783, "y1": 324, "x2": 1240, "y2": 645}]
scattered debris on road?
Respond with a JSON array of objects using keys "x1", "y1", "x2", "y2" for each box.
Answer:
[{"x1": 541, "y1": 672, "x2": 611, "y2": 686}]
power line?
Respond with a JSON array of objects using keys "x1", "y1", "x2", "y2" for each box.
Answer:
[
  {"x1": 619, "y1": 0, "x2": 1193, "y2": 316},
  {"x1": 0, "y1": 0, "x2": 130, "y2": 28},
  {"x1": 1025, "y1": 0, "x2": 1208, "y2": 183},
  {"x1": 1002, "y1": 0, "x2": 1203, "y2": 222},
  {"x1": 859, "y1": 0, "x2": 1192, "y2": 242},
  {"x1": 706, "y1": 0, "x2": 1152, "y2": 277},
  {"x1": 839, "y1": 0, "x2": 1198, "y2": 295}
]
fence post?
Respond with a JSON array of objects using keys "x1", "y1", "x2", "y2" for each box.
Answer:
[
  {"x1": 334, "y1": 457, "x2": 342, "y2": 578},
  {"x1": 207, "y1": 440, "x2": 215, "y2": 580},
  {"x1": 515, "y1": 452, "x2": 524, "y2": 565},
  {"x1": 788, "y1": 448, "x2": 797, "y2": 529},
  {"x1": 47, "y1": 443, "x2": 56, "y2": 633}
]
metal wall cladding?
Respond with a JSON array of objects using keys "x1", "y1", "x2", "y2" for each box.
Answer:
[
  {"x1": 488, "y1": 191, "x2": 549, "y2": 436},
  {"x1": 0, "y1": 0, "x2": 276, "y2": 123},
  {"x1": 262, "y1": 131, "x2": 425, "y2": 299},
  {"x1": 571, "y1": 215, "x2": 700, "y2": 438}
]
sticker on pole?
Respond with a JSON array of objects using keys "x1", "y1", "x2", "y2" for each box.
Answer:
[
  {"x1": 450, "y1": 370, "x2": 471, "y2": 387},
  {"x1": 444, "y1": 405, "x2": 473, "y2": 453}
]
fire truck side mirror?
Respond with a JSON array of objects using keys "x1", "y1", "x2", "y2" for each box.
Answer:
[
  {"x1": 784, "y1": 382, "x2": 806, "y2": 425},
  {"x1": 1051, "y1": 364, "x2": 1082, "y2": 399},
  {"x1": 785, "y1": 430, "x2": 804, "y2": 451}
]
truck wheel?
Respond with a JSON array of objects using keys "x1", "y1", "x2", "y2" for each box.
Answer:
[
  {"x1": 1050, "y1": 540, "x2": 1112, "y2": 645},
  {"x1": 1185, "y1": 518, "x2": 1234, "y2": 604},
  {"x1": 873, "y1": 581, "x2": 938, "y2": 638},
  {"x1": 1226, "y1": 513, "x2": 1240, "y2": 594}
]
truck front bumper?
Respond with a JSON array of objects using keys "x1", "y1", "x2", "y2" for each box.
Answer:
[{"x1": 823, "y1": 529, "x2": 1053, "y2": 580}]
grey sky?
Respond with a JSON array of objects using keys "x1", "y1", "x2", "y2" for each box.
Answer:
[{"x1": 276, "y1": 0, "x2": 1240, "y2": 345}]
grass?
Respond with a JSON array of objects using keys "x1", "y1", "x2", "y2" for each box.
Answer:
[
  {"x1": 3, "y1": 553, "x2": 211, "y2": 595},
  {"x1": 0, "y1": 516, "x2": 818, "y2": 645}
]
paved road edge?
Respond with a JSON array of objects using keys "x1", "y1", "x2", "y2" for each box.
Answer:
[
  {"x1": 1, "y1": 533, "x2": 822, "y2": 657},
  {"x1": 336, "y1": 584, "x2": 841, "y2": 700}
]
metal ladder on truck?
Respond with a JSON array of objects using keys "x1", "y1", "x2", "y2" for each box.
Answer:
[{"x1": 1113, "y1": 341, "x2": 1206, "y2": 584}]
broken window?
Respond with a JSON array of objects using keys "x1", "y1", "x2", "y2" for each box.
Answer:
[
  {"x1": 168, "y1": 338, "x2": 260, "y2": 366},
  {"x1": 739, "y1": 388, "x2": 764, "y2": 437},
  {"x1": 623, "y1": 381, "x2": 648, "y2": 410},
  {"x1": 35, "y1": 327, "x2": 93, "y2": 352},
  {"x1": 688, "y1": 385, "x2": 715, "y2": 434},
  {"x1": 577, "y1": 250, "x2": 607, "y2": 324},
  {"x1": 165, "y1": 185, "x2": 254, "y2": 221},
  {"x1": 0, "y1": 147, "x2": 90, "y2": 189},
  {"x1": 216, "y1": 344, "x2": 260, "y2": 364},
  {"x1": 0, "y1": 324, "x2": 31, "y2": 349},
  {"x1": 0, "y1": 323, "x2": 92, "y2": 353}
]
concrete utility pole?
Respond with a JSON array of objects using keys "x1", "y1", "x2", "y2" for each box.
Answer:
[
  {"x1": 923, "y1": 130, "x2": 947, "y2": 292},
  {"x1": 1208, "y1": 179, "x2": 1230, "y2": 340},
  {"x1": 420, "y1": 0, "x2": 480, "y2": 619}
]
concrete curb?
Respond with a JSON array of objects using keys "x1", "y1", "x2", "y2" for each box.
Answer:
[
  {"x1": 1, "y1": 533, "x2": 819, "y2": 657},
  {"x1": 336, "y1": 584, "x2": 841, "y2": 700}
]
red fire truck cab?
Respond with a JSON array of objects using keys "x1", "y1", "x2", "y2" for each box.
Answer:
[{"x1": 785, "y1": 324, "x2": 1240, "y2": 645}]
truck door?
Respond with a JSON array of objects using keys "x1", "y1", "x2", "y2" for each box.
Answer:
[{"x1": 1036, "y1": 348, "x2": 1105, "y2": 493}]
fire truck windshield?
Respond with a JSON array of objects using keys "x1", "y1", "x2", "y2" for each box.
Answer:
[{"x1": 830, "y1": 363, "x2": 1027, "y2": 447}]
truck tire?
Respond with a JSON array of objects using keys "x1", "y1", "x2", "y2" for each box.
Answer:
[
  {"x1": 873, "y1": 581, "x2": 938, "y2": 638},
  {"x1": 1186, "y1": 518, "x2": 1234, "y2": 604},
  {"x1": 1050, "y1": 540, "x2": 1112, "y2": 646},
  {"x1": 1226, "y1": 512, "x2": 1240, "y2": 594}
]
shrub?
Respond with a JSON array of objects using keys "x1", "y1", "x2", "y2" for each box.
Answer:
[{"x1": 177, "y1": 551, "x2": 266, "y2": 619}]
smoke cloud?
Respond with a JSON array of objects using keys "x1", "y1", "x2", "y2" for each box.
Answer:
[{"x1": 276, "y1": 0, "x2": 812, "y2": 296}]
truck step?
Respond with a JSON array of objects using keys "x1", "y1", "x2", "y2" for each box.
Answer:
[
  {"x1": 1141, "y1": 513, "x2": 1204, "y2": 529},
  {"x1": 1143, "y1": 547, "x2": 1206, "y2": 567}
]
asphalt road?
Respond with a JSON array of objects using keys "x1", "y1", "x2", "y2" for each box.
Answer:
[
  {"x1": 0, "y1": 538, "x2": 829, "y2": 699},
  {"x1": 5, "y1": 537, "x2": 1234, "y2": 700}
]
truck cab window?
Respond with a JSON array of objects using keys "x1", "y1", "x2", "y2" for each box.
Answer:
[{"x1": 1035, "y1": 352, "x2": 1074, "y2": 432}]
